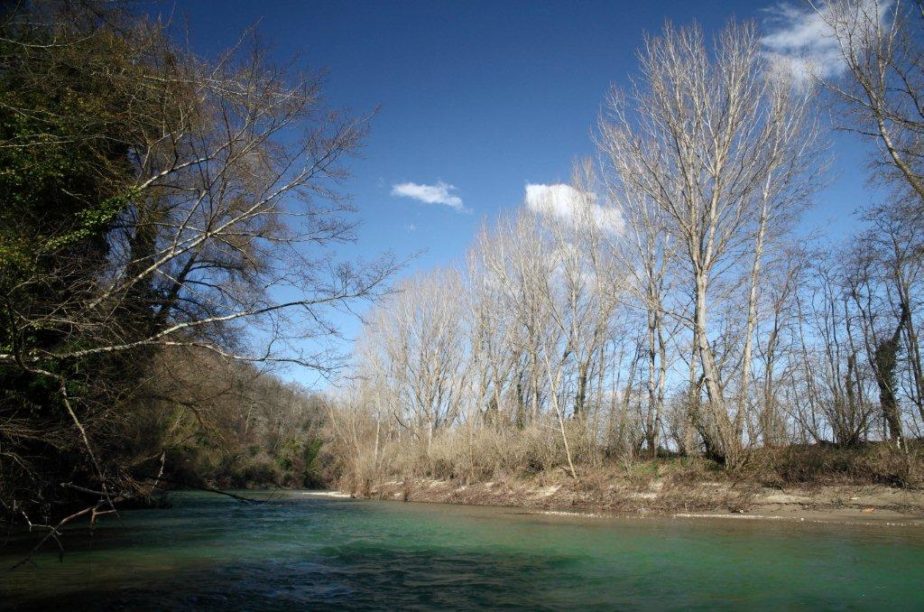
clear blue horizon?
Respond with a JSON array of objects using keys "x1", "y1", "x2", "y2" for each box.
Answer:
[{"x1": 150, "y1": 0, "x2": 883, "y2": 389}]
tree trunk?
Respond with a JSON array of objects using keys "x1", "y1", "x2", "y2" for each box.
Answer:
[
  {"x1": 871, "y1": 304, "x2": 909, "y2": 442},
  {"x1": 693, "y1": 272, "x2": 734, "y2": 463},
  {"x1": 645, "y1": 304, "x2": 659, "y2": 458},
  {"x1": 574, "y1": 361, "x2": 589, "y2": 420}
]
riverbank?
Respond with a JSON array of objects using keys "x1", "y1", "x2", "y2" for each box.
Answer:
[{"x1": 355, "y1": 473, "x2": 924, "y2": 526}]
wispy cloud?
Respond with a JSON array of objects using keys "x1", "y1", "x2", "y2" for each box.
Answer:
[
  {"x1": 525, "y1": 183, "x2": 623, "y2": 235},
  {"x1": 391, "y1": 181, "x2": 467, "y2": 212},
  {"x1": 760, "y1": 1, "x2": 890, "y2": 84}
]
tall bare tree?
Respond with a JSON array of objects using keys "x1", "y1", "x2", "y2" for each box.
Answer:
[
  {"x1": 599, "y1": 21, "x2": 819, "y2": 465},
  {"x1": 360, "y1": 270, "x2": 469, "y2": 456},
  {"x1": 816, "y1": 0, "x2": 924, "y2": 206}
]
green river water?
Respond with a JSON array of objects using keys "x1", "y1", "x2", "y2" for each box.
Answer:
[{"x1": 2, "y1": 491, "x2": 923, "y2": 610}]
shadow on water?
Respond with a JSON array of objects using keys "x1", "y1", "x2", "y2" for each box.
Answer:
[
  {"x1": 7, "y1": 545, "x2": 588, "y2": 611},
  {"x1": 4, "y1": 493, "x2": 368, "y2": 555}
]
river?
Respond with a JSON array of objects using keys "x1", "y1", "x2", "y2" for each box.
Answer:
[{"x1": 2, "y1": 491, "x2": 923, "y2": 610}]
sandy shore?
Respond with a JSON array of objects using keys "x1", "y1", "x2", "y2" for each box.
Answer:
[
  {"x1": 298, "y1": 490, "x2": 353, "y2": 498},
  {"x1": 356, "y1": 476, "x2": 924, "y2": 526}
]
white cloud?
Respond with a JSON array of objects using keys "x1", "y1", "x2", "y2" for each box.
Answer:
[
  {"x1": 525, "y1": 183, "x2": 623, "y2": 235},
  {"x1": 391, "y1": 181, "x2": 467, "y2": 212},
  {"x1": 760, "y1": 1, "x2": 890, "y2": 84}
]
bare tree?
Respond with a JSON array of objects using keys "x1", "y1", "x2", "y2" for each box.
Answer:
[
  {"x1": 0, "y1": 3, "x2": 394, "y2": 524},
  {"x1": 600, "y1": 155, "x2": 677, "y2": 457},
  {"x1": 479, "y1": 211, "x2": 558, "y2": 425},
  {"x1": 359, "y1": 270, "x2": 469, "y2": 456},
  {"x1": 816, "y1": 0, "x2": 924, "y2": 206},
  {"x1": 466, "y1": 228, "x2": 522, "y2": 423},
  {"x1": 753, "y1": 249, "x2": 806, "y2": 445},
  {"x1": 599, "y1": 21, "x2": 819, "y2": 465}
]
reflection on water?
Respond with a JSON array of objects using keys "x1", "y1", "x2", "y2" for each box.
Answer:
[{"x1": 2, "y1": 491, "x2": 923, "y2": 610}]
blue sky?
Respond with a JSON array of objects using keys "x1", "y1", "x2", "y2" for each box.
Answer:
[{"x1": 151, "y1": 1, "x2": 881, "y2": 387}]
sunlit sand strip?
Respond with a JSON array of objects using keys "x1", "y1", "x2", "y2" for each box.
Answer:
[
  {"x1": 536, "y1": 510, "x2": 605, "y2": 519},
  {"x1": 675, "y1": 513, "x2": 792, "y2": 521},
  {"x1": 673, "y1": 512, "x2": 923, "y2": 527},
  {"x1": 299, "y1": 491, "x2": 352, "y2": 498}
]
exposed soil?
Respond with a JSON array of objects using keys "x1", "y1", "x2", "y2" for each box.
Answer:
[{"x1": 355, "y1": 472, "x2": 924, "y2": 526}]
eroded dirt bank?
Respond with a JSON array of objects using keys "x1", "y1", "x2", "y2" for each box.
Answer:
[{"x1": 353, "y1": 474, "x2": 924, "y2": 526}]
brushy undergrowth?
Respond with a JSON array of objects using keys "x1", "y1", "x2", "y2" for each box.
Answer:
[
  {"x1": 747, "y1": 440, "x2": 923, "y2": 489},
  {"x1": 323, "y1": 416, "x2": 923, "y2": 495}
]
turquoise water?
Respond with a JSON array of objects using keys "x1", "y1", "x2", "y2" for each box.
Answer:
[{"x1": 2, "y1": 491, "x2": 923, "y2": 610}]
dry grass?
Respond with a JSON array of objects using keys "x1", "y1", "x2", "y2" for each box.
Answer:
[
  {"x1": 743, "y1": 440, "x2": 924, "y2": 489},
  {"x1": 323, "y1": 412, "x2": 924, "y2": 511}
]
